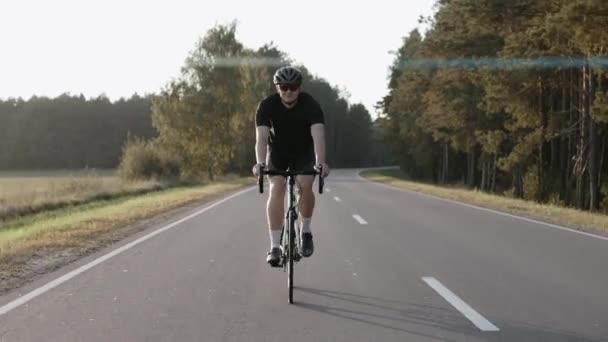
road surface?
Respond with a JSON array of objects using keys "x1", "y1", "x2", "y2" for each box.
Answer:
[{"x1": 0, "y1": 169, "x2": 606, "y2": 341}]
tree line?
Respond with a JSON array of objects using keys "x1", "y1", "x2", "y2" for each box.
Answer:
[
  {"x1": 380, "y1": 0, "x2": 608, "y2": 212},
  {"x1": 0, "y1": 94, "x2": 156, "y2": 169},
  {"x1": 0, "y1": 22, "x2": 391, "y2": 176}
]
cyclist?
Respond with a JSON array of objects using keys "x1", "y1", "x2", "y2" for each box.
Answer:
[{"x1": 252, "y1": 66, "x2": 330, "y2": 267}]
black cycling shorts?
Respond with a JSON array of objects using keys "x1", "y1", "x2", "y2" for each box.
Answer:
[{"x1": 267, "y1": 147, "x2": 315, "y2": 175}]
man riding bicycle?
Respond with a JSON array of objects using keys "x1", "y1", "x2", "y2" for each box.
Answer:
[{"x1": 252, "y1": 66, "x2": 330, "y2": 267}]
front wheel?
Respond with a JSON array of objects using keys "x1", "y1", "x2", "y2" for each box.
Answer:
[{"x1": 287, "y1": 211, "x2": 296, "y2": 304}]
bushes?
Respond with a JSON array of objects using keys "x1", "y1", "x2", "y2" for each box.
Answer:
[
  {"x1": 523, "y1": 166, "x2": 540, "y2": 201},
  {"x1": 118, "y1": 136, "x2": 181, "y2": 181}
]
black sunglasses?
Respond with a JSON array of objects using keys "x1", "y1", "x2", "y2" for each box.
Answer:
[{"x1": 279, "y1": 84, "x2": 300, "y2": 92}]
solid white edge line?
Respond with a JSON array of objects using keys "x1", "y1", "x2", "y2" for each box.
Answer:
[
  {"x1": 353, "y1": 214, "x2": 368, "y2": 225},
  {"x1": 357, "y1": 169, "x2": 608, "y2": 242},
  {"x1": 422, "y1": 277, "x2": 499, "y2": 332},
  {"x1": 0, "y1": 186, "x2": 255, "y2": 316}
]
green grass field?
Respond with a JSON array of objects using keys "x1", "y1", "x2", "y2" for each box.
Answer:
[{"x1": 0, "y1": 169, "x2": 160, "y2": 220}]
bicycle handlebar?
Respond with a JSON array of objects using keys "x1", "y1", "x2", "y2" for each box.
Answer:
[{"x1": 257, "y1": 166, "x2": 324, "y2": 194}]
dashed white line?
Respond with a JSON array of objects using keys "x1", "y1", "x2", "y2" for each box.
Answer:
[
  {"x1": 423, "y1": 277, "x2": 499, "y2": 332},
  {"x1": 334, "y1": 196, "x2": 342, "y2": 202},
  {"x1": 353, "y1": 215, "x2": 368, "y2": 225},
  {"x1": 0, "y1": 187, "x2": 255, "y2": 316}
]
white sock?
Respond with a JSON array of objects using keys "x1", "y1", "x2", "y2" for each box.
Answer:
[
  {"x1": 270, "y1": 229, "x2": 282, "y2": 248},
  {"x1": 301, "y1": 217, "x2": 312, "y2": 234}
]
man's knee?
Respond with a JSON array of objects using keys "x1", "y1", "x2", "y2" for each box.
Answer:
[
  {"x1": 296, "y1": 176, "x2": 314, "y2": 193},
  {"x1": 269, "y1": 177, "x2": 286, "y2": 197}
]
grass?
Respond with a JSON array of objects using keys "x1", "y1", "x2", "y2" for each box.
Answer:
[
  {"x1": 0, "y1": 169, "x2": 160, "y2": 220},
  {"x1": 361, "y1": 168, "x2": 608, "y2": 235},
  {"x1": 0, "y1": 171, "x2": 254, "y2": 293},
  {"x1": 0, "y1": 180, "x2": 251, "y2": 261}
]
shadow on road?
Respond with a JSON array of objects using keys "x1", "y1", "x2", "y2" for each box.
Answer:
[{"x1": 294, "y1": 287, "x2": 604, "y2": 342}]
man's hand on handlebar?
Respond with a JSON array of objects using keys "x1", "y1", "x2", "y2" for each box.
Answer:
[
  {"x1": 252, "y1": 163, "x2": 265, "y2": 177},
  {"x1": 315, "y1": 163, "x2": 330, "y2": 178}
]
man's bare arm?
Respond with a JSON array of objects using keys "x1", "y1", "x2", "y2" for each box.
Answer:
[
  {"x1": 311, "y1": 123, "x2": 330, "y2": 177},
  {"x1": 255, "y1": 126, "x2": 270, "y2": 165},
  {"x1": 311, "y1": 123, "x2": 326, "y2": 164}
]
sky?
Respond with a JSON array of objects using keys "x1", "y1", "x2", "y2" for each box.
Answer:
[{"x1": 0, "y1": 0, "x2": 437, "y2": 118}]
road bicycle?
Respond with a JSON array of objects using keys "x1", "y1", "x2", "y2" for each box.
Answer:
[{"x1": 258, "y1": 166, "x2": 324, "y2": 303}]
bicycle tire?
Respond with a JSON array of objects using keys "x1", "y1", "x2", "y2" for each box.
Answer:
[{"x1": 288, "y1": 210, "x2": 295, "y2": 304}]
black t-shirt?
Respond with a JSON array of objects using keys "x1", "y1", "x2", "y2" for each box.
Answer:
[{"x1": 255, "y1": 92, "x2": 325, "y2": 155}]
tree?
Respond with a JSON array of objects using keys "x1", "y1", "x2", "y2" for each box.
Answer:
[{"x1": 152, "y1": 22, "x2": 245, "y2": 180}]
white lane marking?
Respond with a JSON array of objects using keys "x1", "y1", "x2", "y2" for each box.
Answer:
[
  {"x1": 423, "y1": 277, "x2": 499, "y2": 332},
  {"x1": 353, "y1": 215, "x2": 368, "y2": 225},
  {"x1": 334, "y1": 196, "x2": 342, "y2": 202},
  {"x1": 356, "y1": 170, "x2": 608, "y2": 242},
  {"x1": 0, "y1": 187, "x2": 255, "y2": 316}
]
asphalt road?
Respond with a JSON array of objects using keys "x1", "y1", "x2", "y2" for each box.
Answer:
[{"x1": 0, "y1": 169, "x2": 606, "y2": 341}]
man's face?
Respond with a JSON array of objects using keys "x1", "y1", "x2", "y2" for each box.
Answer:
[{"x1": 276, "y1": 83, "x2": 300, "y2": 103}]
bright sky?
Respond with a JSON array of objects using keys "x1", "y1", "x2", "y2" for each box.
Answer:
[{"x1": 0, "y1": 0, "x2": 436, "y2": 118}]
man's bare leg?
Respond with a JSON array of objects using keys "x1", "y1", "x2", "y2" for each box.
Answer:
[
  {"x1": 266, "y1": 176, "x2": 286, "y2": 265},
  {"x1": 296, "y1": 175, "x2": 315, "y2": 257}
]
